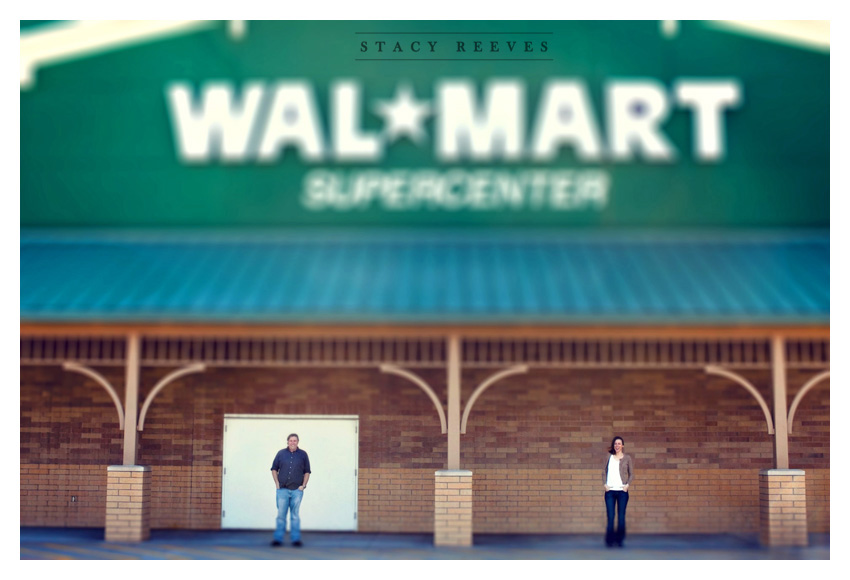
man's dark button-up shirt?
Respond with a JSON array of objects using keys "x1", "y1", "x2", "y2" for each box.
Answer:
[{"x1": 271, "y1": 448, "x2": 312, "y2": 490}]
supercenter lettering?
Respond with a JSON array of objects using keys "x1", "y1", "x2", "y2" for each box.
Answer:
[{"x1": 302, "y1": 169, "x2": 610, "y2": 211}]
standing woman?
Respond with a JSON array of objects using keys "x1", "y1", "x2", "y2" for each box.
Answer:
[{"x1": 603, "y1": 436, "x2": 634, "y2": 547}]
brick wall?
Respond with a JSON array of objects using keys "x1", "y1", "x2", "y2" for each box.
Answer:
[
  {"x1": 20, "y1": 464, "x2": 107, "y2": 527},
  {"x1": 21, "y1": 364, "x2": 829, "y2": 534},
  {"x1": 150, "y1": 466, "x2": 221, "y2": 529},
  {"x1": 787, "y1": 369, "x2": 830, "y2": 469},
  {"x1": 806, "y1": 468, "x2": 829, "y2": 531},
  {"x1": 105, "y1": 466, "x2": 151, "y2": 542},
  {"x1": 759, "y1": 470, "x2": 808, "y2": 546},
  {"x1": 20, "y1": 365, "x2": 124, "y2": 465},
  {"x1": 472, "y1": 468, "x2": 761, "y2": 534},
  {"x1": 461, "y1": 368, "x2": 783, "y2": 471},
  {"x1": 359, "y1": 468, "x2": 434, "y2": 532},
  {"x1": 434, "y1": 471, "x2": 473, "y2": 546}
]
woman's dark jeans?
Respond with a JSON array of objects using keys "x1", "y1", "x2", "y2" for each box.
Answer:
[{"x1": 604, "y1": 490, "x2": 629, "y2": 546}]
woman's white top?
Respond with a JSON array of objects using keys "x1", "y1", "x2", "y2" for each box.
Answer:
[{"x1": 606, "y1": 455, "x2": 625, "y2": 490}]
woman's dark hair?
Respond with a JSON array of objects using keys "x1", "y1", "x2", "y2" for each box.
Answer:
[{"x1": 608, "y1": 436, "x2": 624, "y2": 454}]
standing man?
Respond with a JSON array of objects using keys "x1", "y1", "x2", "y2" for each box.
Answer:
[{"x1": 270, "y1": 433, "x2": 311, "y2": 547}]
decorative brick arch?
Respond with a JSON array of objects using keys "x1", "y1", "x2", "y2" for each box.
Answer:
[
  {"x1": 380, "y1": 363, "x2": 448, "y2": 433},
  {"x1": 788, "y1": 370, "x2": 829, "y2": 434},
  {"x1": 705, "y1": 364, "x2": 775, "y2": 434},
  {"x1": 460, "y1": 365, "x2": 528, "y2": 434},
  {"x1": 137, "y1": 363, "x2": 206, "y2": 431},
  {"x1": 62, "y1": 361, "x2": 125, "y2": 430}
]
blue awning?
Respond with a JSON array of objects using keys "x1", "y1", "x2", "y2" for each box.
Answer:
[{"x1": 20, "y1": 230, "x2": 829, "y2": 325}]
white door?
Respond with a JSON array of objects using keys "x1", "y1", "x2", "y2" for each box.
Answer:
[{"x1": 221, "y1": 414, "x2": 358, "y2": 530}]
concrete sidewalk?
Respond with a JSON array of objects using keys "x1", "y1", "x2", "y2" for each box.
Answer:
[{"x1": 20, "y1": 527, "x2": 829, "y2": 560}]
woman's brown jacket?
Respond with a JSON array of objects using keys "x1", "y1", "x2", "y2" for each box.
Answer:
[{"x1": 602, "y1": 453, "x2": 634, "y2": 486}]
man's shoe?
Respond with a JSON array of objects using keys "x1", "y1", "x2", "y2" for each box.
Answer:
[
  {"x1": 270, "y1": 540, "x2": 283, "y2": 547},
  {"x1": 292, "y1": 540, "x2": 303, "y2": 547}
]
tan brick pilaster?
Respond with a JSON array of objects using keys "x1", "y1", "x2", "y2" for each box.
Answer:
[
  {"x1": 105, "y1": 465, "x2": 151, "y2": 542},
  {"x1": 759, "y1": 469, "x2": 808, "y2": 547},
  {"x1": 435, "y1": 470, "x2": 473, "y2": 546}
]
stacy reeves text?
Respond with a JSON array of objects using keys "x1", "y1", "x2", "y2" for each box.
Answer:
[{"x1": 358, "y1": 40, "x2": 549, "y2": 54}]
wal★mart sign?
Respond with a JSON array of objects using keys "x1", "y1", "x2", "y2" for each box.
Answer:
[
  {"x1": 167, "y1": 78, "x2": 741, "y2": 163},
  {"x1": 19, "y1": 20, "x2": 828, "y2": 228},
  {"x1": 166, "y1": 78, "x2": 740, "y2": 213}
]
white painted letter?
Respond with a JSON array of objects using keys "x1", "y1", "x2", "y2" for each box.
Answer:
[
  {"x1": 332, "y1": 80, "x2": 381, "y2": 161},
  {"x1": 166, "y1": 82, "x2": 264, "y2": 163},
  {"x1": 675, "y1": 79, "x2": 742, "y2": 161},
  {"x1": 531, "y1": 81, "x2": 603, "y2": 161},
  {"x1": 437, "y1": 79, "x2": 524, "y2": 161},
  {"x1": 606, "y1": 80, "x2": 676, "y2": 162},
  {"x1": 258, "y1": 81, "x2": 325, "y2": 162}
]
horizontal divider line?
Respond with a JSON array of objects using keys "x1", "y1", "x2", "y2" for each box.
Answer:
[
  {"x1": 355, "y1": 58, "x2": 554, "y2": 62},
  {"x1": 355, "y1": 32, "x2": 554, "y2": 35}
]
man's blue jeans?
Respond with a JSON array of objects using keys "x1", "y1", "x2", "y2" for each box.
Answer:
[
  {"x1": 274, "y1": 488, "x2": 304, "y2": 542},
  {"x1": 604, "y1": 490, "x2": 629, "y2": 546}
]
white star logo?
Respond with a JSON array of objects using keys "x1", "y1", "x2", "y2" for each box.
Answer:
[{"x1": 374, "y1": 84, "x2": 432, "y2": 144}]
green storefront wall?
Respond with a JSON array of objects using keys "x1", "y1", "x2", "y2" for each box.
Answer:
[{"x1": 20, "y1": 20, "x2": 828, "y2": 230}]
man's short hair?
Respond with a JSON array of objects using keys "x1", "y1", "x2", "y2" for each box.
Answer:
[{"x1": 287, "y1": 433, "x2": 299, "y2": 441}]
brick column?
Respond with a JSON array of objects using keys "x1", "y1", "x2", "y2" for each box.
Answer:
[
  {"x1": 759, "y1": 469, "x2": 808, "y2": 547},
  {"x1": 434, "y1": 470, "x2": 473, "y2": 546},
  {"x1": 105, "y1": 465, "x2": 151, "y2": 542}
]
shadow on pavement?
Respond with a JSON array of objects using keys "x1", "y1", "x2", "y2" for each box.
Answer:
[{"x1": 20, "y1": 527, "x2": 829, "y2": 560}]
